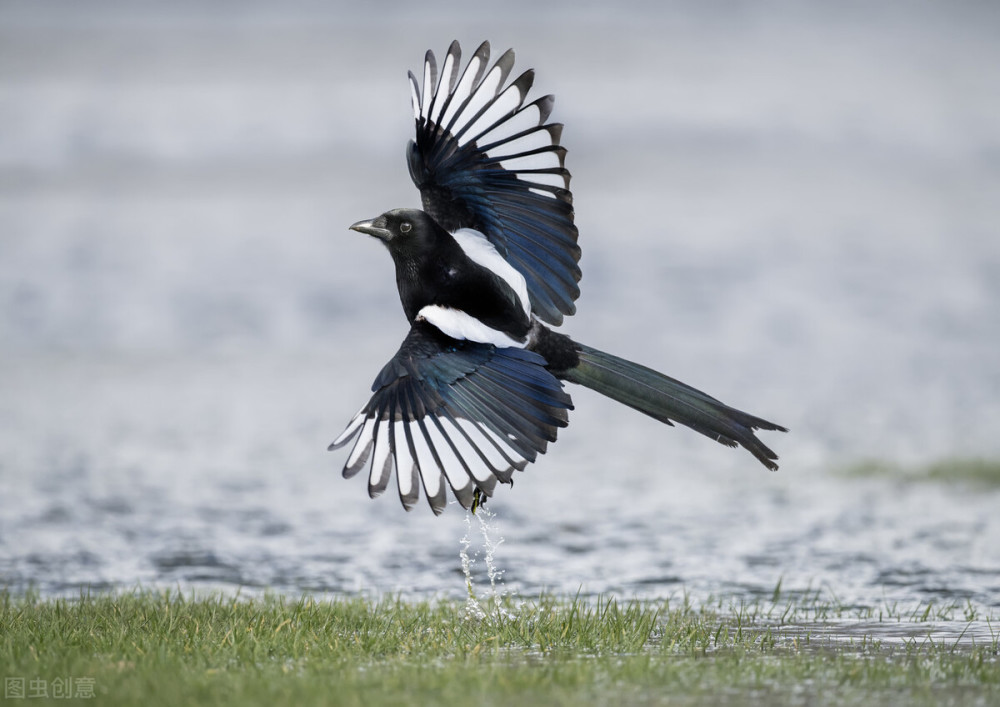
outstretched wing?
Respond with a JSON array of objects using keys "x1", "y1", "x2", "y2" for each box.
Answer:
[
  {"x1": 329, "y1": 322, "x2": 573, "y2": 514},
  {"x1": 406, "y1": 40, "x2": 581, "y2": 326}
]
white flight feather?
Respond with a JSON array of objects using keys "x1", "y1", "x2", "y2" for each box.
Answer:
[
  {"x1": 480, "y1": 106, "x2": 546, "y2": 147},
  {"x1": 424, "y1": 417, "x2": 473, "y2": 493},
  {"x1": 498, "y1": 151, "x2": 563, "y2": 174},
  {"x1": 460, "y1": 83, "x2": 526, "y2": 147},
  {"x1": 443, "y1": 417, "x2": 500, "y2": 482},
  {"x1": 345, "y1": 416, "x2": 375, "y2": 467},
  {"x1": 442, "y1": 54, "x2": 484, "y2": 130},
  {"x1": 420, "y1": 58, "x2": 434, "y2": 122},
  {"x1": 517, "y1": 171, "x2": 567, "y2": 189},
  {"x1": 529, "y1": 186, "x2": 558, "y2": 199},
  {"x1": 484, "y1": 128, "x2": 553, "y2": 159},
  {"x1": 431, "y1": 51, "x2": 458, "y2": 126},
  {"x1": 409, "y1": 74, "x2": 421, "y2": 121},
  {"x1": 333, "y1": 409, "x2": 366, "y2": 448},
  {"x1": 393, "y1": 420, "x2": 415, "y2": 498},
  {"x1": 456, "y1": 65, "x2": 505, "y2": 145},
  {"x1": 456, "y1": 418, "x2": 521, "y2": 473},
  {"x1": 370, "y1": 422, "x2": 392, "y2": 494},
  {"x1": 408, "y1": 419, "x2": 442, "y2": 500}
]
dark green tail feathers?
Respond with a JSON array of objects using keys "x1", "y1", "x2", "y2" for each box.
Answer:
[{"x1": 558, "y1": 342, "x2": 787, "y2": 470}]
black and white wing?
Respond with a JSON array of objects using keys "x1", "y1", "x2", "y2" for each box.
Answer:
[
  {"x1": 329, "y1": 322, "x2": 573, "y2": 514},
  {"x1": 406, "y1": 40, "x2": 581, "y2": 327}
]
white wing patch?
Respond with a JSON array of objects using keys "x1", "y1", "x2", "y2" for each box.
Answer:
[
  {"x1": 451, "y1": 228, "x2": 531, "y2": 318},
  {"x1": 415, "y1": 228, "x2": 531, "y2": 348},
  {"x1": 417, "y1": 304, "x2": 525, "y2": 349}
]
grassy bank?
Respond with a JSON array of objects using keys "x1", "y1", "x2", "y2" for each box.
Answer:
[
  {"x1": 1, "y1": 589, "x2": 997, "y2": 706},
  {"x1": 839, "y1": 457, "x2": 1000, "y2": 486}
]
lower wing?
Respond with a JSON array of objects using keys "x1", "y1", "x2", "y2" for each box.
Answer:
[{"x1": 330, "y1": 322, "x2": 573, "y2": 514}]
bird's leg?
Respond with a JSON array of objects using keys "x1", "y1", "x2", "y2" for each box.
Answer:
[{"x1": 471, "y1": 487, "x2": 487, "y2": 514}]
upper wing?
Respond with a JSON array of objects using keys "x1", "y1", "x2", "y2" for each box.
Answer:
[
  {"x1": 406, "y1": 40, "x2": 582, "y2": 326},
  {"x1": 329, "y1": 322, "x2": 573, "y2": 514}
]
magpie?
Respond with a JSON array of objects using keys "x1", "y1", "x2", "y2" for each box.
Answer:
[{"x1": 330, "y1": 41, "x2": 786, "y2": 515}]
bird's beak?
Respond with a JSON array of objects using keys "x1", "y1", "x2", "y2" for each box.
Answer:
[{"x1": 349, "y1": 216, "x2": 392, "y2": 241}]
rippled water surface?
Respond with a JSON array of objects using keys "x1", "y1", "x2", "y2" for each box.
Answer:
[{"x1": 2, "y1": 1, "x2": 999, "y2": 615}]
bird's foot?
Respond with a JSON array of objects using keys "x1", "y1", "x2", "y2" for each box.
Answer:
[{"x1": 471, "y1": 487, "x2": 487, "y2": 515}]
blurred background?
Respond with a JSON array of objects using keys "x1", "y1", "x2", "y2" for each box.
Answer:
[{"x1": 1, "y1": 1, "x2": 998, "y2": 607}]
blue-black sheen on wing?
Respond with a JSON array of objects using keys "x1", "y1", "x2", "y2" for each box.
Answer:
[
  {"x1": 329, "y1": 323, "x2": 573, "y2": 514},
  {"x1": 406, "y1": 40, "x2": 582, "y2": 326}
]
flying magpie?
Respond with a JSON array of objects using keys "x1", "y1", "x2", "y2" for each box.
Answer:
[{"x1": 330, "y1": 41, "x2": 786, "y2": 514}]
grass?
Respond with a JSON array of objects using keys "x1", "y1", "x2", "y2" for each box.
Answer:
[
  {"x1": 1, "y1": 588, "x2": 998, "y2": 706},
  {"x1": 838, "y1": 457, "x2": 1000, "y2": 486}
]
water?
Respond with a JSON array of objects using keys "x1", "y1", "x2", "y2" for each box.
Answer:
[{"x1": 2, "y1": 1, "x2": 1000, "y2": 616}]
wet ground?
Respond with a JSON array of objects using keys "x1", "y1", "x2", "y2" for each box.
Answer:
[{"x1": 2, "y1": 1, "x2": 999, "y2": 615}]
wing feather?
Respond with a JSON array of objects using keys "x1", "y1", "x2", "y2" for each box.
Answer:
[
  {"x1": 407, "y1": 41, "x2": 581, "y2": 326},
  {"x1": 330, "y1": 322, "x2": 572, "y2": 513}
]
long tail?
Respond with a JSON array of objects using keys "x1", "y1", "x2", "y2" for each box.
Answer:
[{"x1": 532, "y1": 328, "x2": 787, "y2": 470}]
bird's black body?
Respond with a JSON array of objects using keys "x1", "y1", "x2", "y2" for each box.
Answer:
[
  {"x1": 377, "y1": 211, "x2": 532, "y2": 342},
  {"x1": 331, "y1": 41, "x2": 786, "y2": 514}
]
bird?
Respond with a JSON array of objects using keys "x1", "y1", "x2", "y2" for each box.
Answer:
[{"x1": 330, "y1": 40, "x2": 786, "y2": 515}]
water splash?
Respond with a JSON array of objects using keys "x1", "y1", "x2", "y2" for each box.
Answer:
[
  {"x1": 459, "y1": 505, "x2": 511, "y2": 621},
  {"x1": 459, "y1": 511, "x2": 483, "y2": 620}
]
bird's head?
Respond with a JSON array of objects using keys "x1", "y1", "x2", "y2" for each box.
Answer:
[{"x1": 349, "y1": 208, "x2": 441, "y2": 252}]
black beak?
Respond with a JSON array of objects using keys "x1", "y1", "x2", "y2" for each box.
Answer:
[{"x1": 349, "y1": 216, "x2": 392, "y2": 241}]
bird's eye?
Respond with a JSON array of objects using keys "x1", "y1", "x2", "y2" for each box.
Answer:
[{"x1": 400, "y1": 222, "x2": 412, "y2": 233}]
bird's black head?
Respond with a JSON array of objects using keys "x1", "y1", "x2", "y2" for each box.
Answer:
[
  {"x1": 349, "y1": 207, "x2": 460, "y2": 321},
  {"x1": 349, "y1": 208, "x2": 443, "y2": 256}
]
